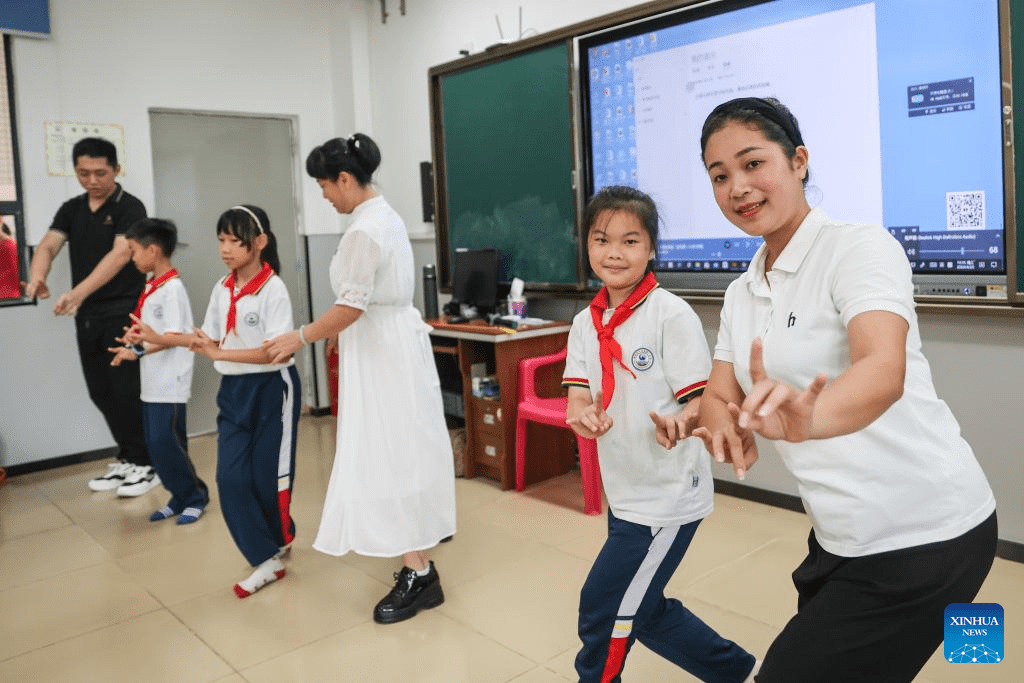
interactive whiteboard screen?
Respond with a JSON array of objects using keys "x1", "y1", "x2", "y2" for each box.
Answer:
[{"x1": 577, "y1": 0, "x2": 1010, "y2": 297}]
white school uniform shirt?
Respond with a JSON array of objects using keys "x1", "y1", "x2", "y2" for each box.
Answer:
[
  {"x1": 563, "y1": 286, "x2": 714, "y2": 528},
  {"x1": 201, "y1": 272, "x2": 295, "y2": 375},
  {"x1": 139, "y1": 277, "x2": 194, "y2": 403},
  {"x1": 716, "y1": 208, "x2": 995, "y2": 557}
]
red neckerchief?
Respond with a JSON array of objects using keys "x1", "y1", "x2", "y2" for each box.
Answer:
[
  {"x1": 224, "y1": 262, "x2": 273, "y2": 334},
  {"x1": 589, "y1": 272, "x2": 659, "y2": 409},
  {"x1": 132, "y1": 268, "x2": 179, "y2": 320}
]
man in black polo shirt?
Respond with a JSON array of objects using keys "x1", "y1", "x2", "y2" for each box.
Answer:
[{"x1": 26, "y1": 137, "x2": 159, "y2": 496}]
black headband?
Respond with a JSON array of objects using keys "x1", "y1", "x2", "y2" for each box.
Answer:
[{"x1": 704, "y1": 97, "x2": 804, "y2": 148}]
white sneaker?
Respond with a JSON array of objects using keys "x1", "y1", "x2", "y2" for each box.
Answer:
[
  {"x1": 88, "y1": 461, "x2": 134, "y2": 492},
  {"x1": 116, "y1": 466, "x2": 160, "y2": 497}
]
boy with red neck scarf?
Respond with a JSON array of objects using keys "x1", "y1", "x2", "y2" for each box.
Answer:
[
  {"x1": 563, "y1": 186, "x2": 758, "y2": 683},
  {"x1": 111, "y1": 218, "x2": 207, "y2": 522}
]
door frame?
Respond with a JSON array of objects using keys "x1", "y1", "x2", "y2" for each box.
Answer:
[{"x1": 147, "y1": 107, "x2": 326, "y2": 422}]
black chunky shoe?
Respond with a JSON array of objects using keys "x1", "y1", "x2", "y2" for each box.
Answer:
[{"x1": 373, "y1": 561, "x2": 445, "y2": 624}]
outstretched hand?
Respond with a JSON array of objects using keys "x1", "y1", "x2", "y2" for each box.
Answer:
[
  {"x1": 108, "y1": 345, "x2": 139, "y2": 366},
  {"x1": 692, "y1": 401, "x2": 759, "y2": 480},
  {"x1": 120, "y1": 322, "x2": 142, "y2": 346},
  {"x1": 24, "y1": 279, "x2": 49, "y2": 300},
  {"x1": 52, "y1": 291, "x2": 81, "y2": 316},
  {"x1": 566, "y1": 391, "x2": 613, "y2": 439},
  {"x1": 649, "y1": 396, "x2": 701, "y2": 450},
  {"x1": 127, "y1": 314, "x2": 158, "y2": 343},
  {"x1": 738, "y1": 337, "x2": 827, "y2": 443}
]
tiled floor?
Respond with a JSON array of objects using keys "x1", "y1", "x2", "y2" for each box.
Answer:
[{"x1": 1, "y1": 415, "x2": 1021, "y2": 682}]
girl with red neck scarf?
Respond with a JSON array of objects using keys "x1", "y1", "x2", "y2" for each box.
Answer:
[
  {"x1": 192, "y1": 204, "x2": 301, "y2": 598},
  {"x1": 563, "y1": 186, "x2": 757, "y2": 683}
]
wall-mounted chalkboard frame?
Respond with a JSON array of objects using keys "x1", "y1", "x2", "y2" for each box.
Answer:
[{"x1": 429, "y1": 39, "x2": 584, "y2": 291}]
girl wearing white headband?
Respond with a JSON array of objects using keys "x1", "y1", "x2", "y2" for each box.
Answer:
[{"x1": 192, "y1": 203, "x2": 302, "y2": 597}]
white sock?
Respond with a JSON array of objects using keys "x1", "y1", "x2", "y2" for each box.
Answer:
[
  {"x1": 233, "y1": 557, "x2": 285, "y2": 598},
  {"x1": 414, "y1": 563, "x2": 432, "y2": 577}
]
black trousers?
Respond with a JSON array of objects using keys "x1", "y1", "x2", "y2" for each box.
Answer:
[
  {"x1": 757, "y1": 511, "x2": 997, "y2": 683},
  {"x1": 75, "y1": 315, "x2": 150, "y2": 466}
]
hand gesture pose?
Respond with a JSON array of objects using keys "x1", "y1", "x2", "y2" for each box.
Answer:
[
  {"x1": 692, "y1": 401, "x2": 759, "y2": 481},
  {"x1": 263, "y1": 330, "x2": 301, "y2": 365},
  {"x1": 737, "y1": 338, "x2": 827, "y2": 443},
  {"x1": 566, "y1": 390, "x2": 613, "y2": 439},
  {"x1": 649, "y1": 395, "x2": 702, "y2": 450},
  {"x1": 120, "y1": 322, "x2": 142, "y2": 346},
  {"x1": 24, "y1": 279, "x2": 50, "y2": 300},
  {"x1": 126, "y1": 313, "x2": 194, "y2": 351},
  {"x1": 108, "y1": 345, "x2": 140, "y2": 366},
  {"x1": 52, "y1": 291, "x2": 83, "y2": 316},
  {"x1": 189, "y1": 327, "x2": 220, "y2": 359},
  {"x1": 127, "y1": 313, "x2": 158, "y2": 344}
]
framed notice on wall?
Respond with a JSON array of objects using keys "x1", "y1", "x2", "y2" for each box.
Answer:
[{"x1": 45, "y1": 121, "x2": 126, "y2": 176}]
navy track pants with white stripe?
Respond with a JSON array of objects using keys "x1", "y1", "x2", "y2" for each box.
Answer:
[
  {"x1": 576, "y1": 511, "x2": 755, "y2": 683},
  {"x1": 216, "y1": 366, "x2": 301, "y2": 567}
]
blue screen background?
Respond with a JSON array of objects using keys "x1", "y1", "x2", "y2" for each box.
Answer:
[{"x1": 582, "y1": 0, "x2": 1006, "y2": 274}]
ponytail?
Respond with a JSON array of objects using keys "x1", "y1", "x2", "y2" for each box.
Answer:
[{"x1": 306, "y1": 133, "x2": 381, "y2": 186}]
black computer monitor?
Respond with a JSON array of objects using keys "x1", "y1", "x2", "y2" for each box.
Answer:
[{"x1": 452, "y1": 248, "x2": 500, "y2": 318}]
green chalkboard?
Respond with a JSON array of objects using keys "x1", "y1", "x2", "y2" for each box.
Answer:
[{"x1": 437, "y1": 42, "x2": 579, "y2": 287}]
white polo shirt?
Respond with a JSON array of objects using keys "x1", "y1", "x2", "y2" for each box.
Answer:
[
  {"x1": 139, "y1": 277, "x2": 194, "y2": 403},
  {"x1": 564, "y1": 286, "x2": 714, "y2": 528},
  {"x1": 716, "y1": 208, "x2": 994, "y2": 556},
  {"x1": 201, "y1": 273, "x2": 295, "y2": 375}
]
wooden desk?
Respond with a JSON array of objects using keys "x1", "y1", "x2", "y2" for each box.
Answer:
[{"x1": 429, "y1": 320, "x2": 576, "y2": 490}]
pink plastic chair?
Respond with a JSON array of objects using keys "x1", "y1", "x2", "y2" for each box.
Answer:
[{"x1": 515, "y1": 348, "x2": 602, "y2": 515}]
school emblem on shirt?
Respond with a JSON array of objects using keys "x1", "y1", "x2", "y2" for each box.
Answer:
[
  {"x1": 631, "y1": 347, "x2": 654, "y2": 371},
  {"x1": 152, "y1": 304, "x2": 163, "y2": 320},
  {"x1": 244, "y1": 312, "x2": 260, "y2": 327}
]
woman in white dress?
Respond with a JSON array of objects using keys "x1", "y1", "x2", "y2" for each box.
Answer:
[{"x1": 265, "y1": 134, "x2": 456, "y2": 624}]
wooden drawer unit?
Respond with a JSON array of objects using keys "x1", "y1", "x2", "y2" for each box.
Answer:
[
  {"x1": 472, "y1": 396, "x2": 503, "y2": 437},
  {"x1": 472, "y1": 429, "x2": 506, "y2": 480},
  {"x1": 429, "y1": 322, "x2": 572, "y2": 490}
]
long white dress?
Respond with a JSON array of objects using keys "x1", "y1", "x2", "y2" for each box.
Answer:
[{"x1": 313, "y1": 195, "x2": 457, "y2": 557}]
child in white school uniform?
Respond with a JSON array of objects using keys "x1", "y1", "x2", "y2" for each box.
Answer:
[
  {"x1": 563, "y1": 186, "x2": 757, "y2": 683},
  {"x1": 197, "y1": 205, "x2": 301, "y2": 598},
  {"x1": 134, "y1": 205, "x2": 301, "y2": 598},
  {"x1": 110, "y1": 218, "x2": 208, "y2": 524}
]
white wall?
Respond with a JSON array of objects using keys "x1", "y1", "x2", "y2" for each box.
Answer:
[
  {"x1": 363, "y1": 0, "x2": 644, "y2": 236},
  {"x1": 361, "y1": 0, "x2": 1024, "y2": 546},
  {"x1": 0, "y1": 0, "x2": 371, "y2": 466},
  {"x1": 4, "y1": 0, "x2": 1022, "y2": 548}
]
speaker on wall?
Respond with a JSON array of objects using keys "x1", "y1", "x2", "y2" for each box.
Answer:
[{"x1": 420, "y1": 161, "x2": 435, "y2": 223}]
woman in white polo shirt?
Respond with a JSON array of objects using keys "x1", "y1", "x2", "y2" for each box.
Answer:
[{"x1": 692, "y1": 97, "x2": 997, "y2": 682}]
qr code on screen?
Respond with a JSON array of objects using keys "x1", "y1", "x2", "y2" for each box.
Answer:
[{"x1": 946, "y1": 190, "x2": 985, "y2": 229}]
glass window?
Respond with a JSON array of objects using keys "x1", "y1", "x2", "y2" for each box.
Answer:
[{"x1": 0, "y1": 34, "x2": 29, "y2": 306}]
